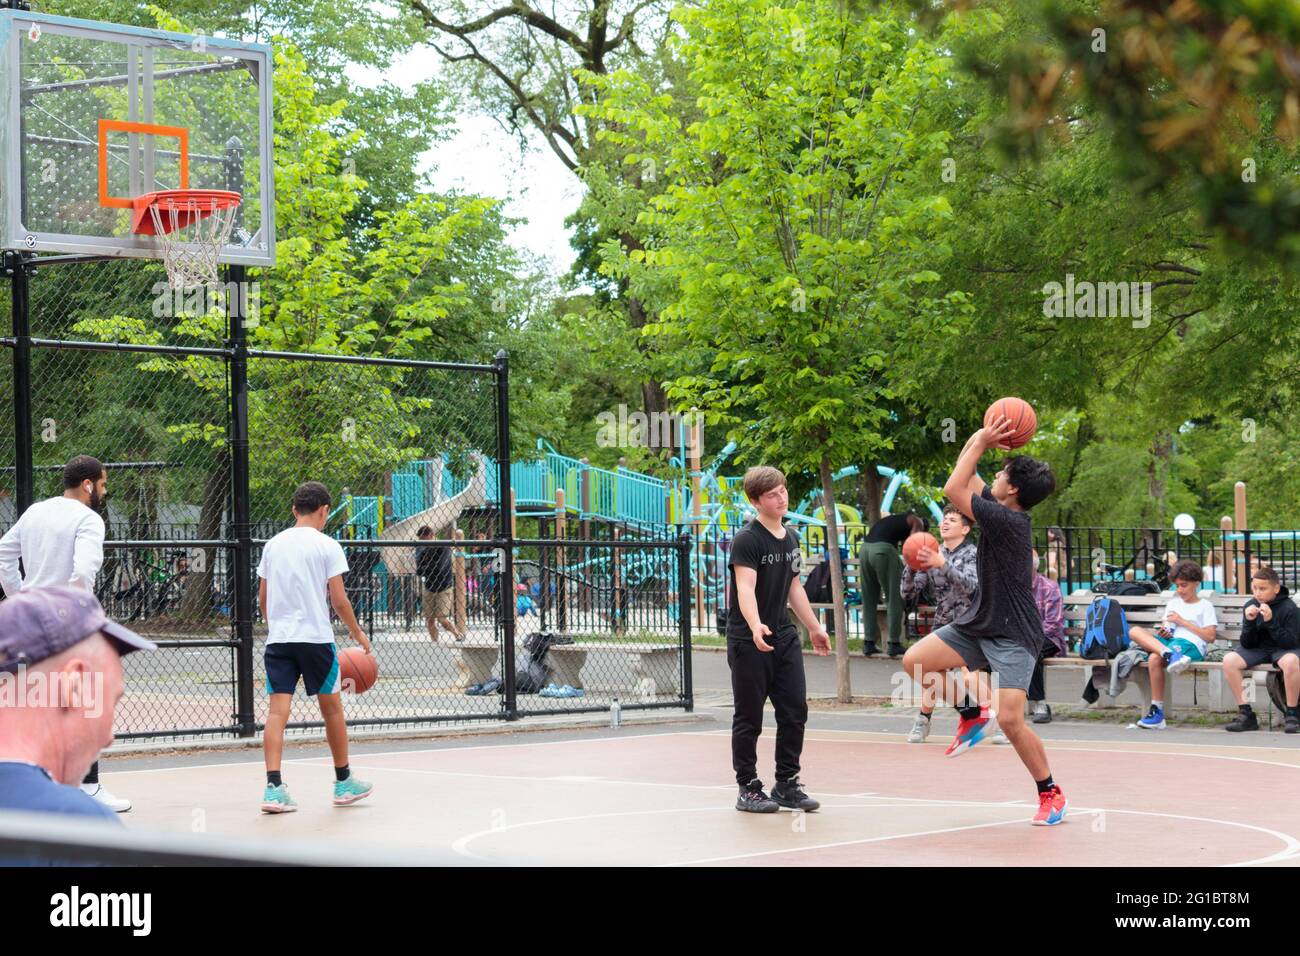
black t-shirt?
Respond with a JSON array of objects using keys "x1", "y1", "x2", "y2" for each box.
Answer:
[
  {"x1": 726, "y1": 519, "x2": 803, "y2": 642},
  {"x1": 864, "y1": 514, "x2": 913, "y2": 546},
  {"x1": 415, "y1": 544, "x2": 453, "y2": 592},
  {"x1": 952, "y1": 487, "x2": 1042, "y2": 652}
]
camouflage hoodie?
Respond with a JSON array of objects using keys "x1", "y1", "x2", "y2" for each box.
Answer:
[{"x1": 900, "y1": 539, "x2": 978, "y2": 628}]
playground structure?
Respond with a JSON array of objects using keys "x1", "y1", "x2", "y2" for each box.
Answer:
[{"x1": 322, "y1": 422, "x2": 946, "y2": 632}]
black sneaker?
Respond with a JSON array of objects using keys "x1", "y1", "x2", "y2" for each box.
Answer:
[
  {"x1": 771, "y1": 777, "x2": 821, "y2": 812},
  {"x1": 1225, "y1": 711, "x2": 1260, "y2": 733},
  {"x1": 1032, "y1": 703, "x2": 1053, "y2": 725},
  {"x1": 862, "y1": 643, "x2": 880, "y2": 657},
  {"x1": 1285, "y1": 714, "x2": 1299, "y2": 735},
  {"x1": 886, "y1": 644, "x2": 906, "y2": 659},
  {"x1": 736, "y1": 779, "x2": 780, "y2": 813}
]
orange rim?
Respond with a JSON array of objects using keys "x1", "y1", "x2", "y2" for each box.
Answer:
[{"x1": 130, "y1": 189, "x2": 242, "y2": 236}]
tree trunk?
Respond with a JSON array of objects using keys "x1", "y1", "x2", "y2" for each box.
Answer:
[
  {"x1": 1148, "y1": 430, "x2": 1173, "y2": 523},
  {"x1": 861, "y1": 465, "x2": 883, "y2": 526},
  {"x1": 820, "y1": 454, "x2": 852, "y2": 703},
  {"x1": 178, "y1": 454, "x2": 229, "y2": 625}
]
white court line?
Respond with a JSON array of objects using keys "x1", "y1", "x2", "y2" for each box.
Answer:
[
  {"x1": 107, "y1": 729, "x2": 706, "y2": 776},
  {"x1": 328, "y1": 762, "x2": 886, "y2": 798},
  {"x1": 450, "y1": 801, "x2": 1033, "y2": 862}
]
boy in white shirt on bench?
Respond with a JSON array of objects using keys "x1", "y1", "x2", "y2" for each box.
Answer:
[{"x1": 1127, "y1": 560, "x2": 1217, "y2": 730}]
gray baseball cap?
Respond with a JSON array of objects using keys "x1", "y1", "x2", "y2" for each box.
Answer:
[{"x1": 0, "y1": 586, "x2": 155, "y2": 673}]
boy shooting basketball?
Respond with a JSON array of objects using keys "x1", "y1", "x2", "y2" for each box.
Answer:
[{"x1": 900, "y1": 418, "x2": 1066, "y2": 825}]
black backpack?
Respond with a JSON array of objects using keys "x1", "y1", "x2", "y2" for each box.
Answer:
[
  {"x1": 1094, "y1": 580, "x2": 1159, "y2": 596},
  {"x1": 515, "y1": 631, "x2": 560, "y2": 693}
]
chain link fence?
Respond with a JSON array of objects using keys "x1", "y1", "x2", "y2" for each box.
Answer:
[{"x1": 3, "y1": 254, "x2": 694, "y2": 740}]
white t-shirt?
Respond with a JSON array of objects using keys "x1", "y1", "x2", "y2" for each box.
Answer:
[
  {"x1": 1163, "y1": 594, "x2": 1217, "y2": 655},
  {"x1": 257, "y1": 526, "x2": 349, "y2": 644},
  {"x1": 0, "y1": 496, "x2": 105, "y2": 597}
]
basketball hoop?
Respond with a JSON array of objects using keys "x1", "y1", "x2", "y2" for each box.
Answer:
[{"x1": 130, "y1": 188, "x2": 241, "y2": 290}]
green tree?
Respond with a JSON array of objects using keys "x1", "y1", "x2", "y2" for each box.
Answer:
[{"x1": 584, "y1": 0, "x2": 993, "y2": 698}]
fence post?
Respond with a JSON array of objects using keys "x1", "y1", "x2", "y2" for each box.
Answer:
[
  {"x1": 494, "y1": 350, "x2": 517, "y2": 720},
  {"x1": 6, "y1": 251, "x2": 33, "y2": 512},
  {"x1": 556, "y1": 488, "x2": 567, "y2": 632},
  {"x1": 228, "y1": 265, "x2": 255, "y2": 737},
  {"x1": 678, "y1": 533, "x2": 694, "y2": 711},
  {"x1": 453, "y1": 527, "x2": 467, "y2": 637}
]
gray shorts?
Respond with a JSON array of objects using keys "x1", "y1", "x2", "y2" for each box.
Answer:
[
  {"x1": 933, "y1": 624, "x2": 1036, "y2": 691},
  {"x1": 1232, "y1": 646, "x2": 1299, "y2": 670}
]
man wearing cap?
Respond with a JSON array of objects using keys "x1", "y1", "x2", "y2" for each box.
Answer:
[
  {"x1": 0, "y1": 454, "x2": 131, "y2": 812},
  {"x1": 0, "y1": 587, "x2": 154, "y2": 864}
]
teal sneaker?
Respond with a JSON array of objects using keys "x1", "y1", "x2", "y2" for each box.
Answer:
[
  {"x1": 261, "y1": 783, "x2": 298, "y2": 814},
  {"x1": 333, "y1": 774, "x2": 374, "y2": 806}
]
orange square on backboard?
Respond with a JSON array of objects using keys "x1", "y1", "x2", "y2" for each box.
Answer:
[{"x1": 97, "y1": 119, "x2": 189, "y2": 208}]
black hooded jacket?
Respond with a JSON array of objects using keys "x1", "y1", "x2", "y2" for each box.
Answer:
[{"x1": 1240, "y1": 586, "x2": 1300, "y2": 651}]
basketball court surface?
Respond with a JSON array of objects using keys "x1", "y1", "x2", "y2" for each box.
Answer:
[{"x1": 106, "y1": 708, "x2": 1300, "y2": 867}]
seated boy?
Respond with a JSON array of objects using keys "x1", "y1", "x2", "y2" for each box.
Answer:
[
  {"x1": 1222, "y1": 565, "x2": 1300, "y2": 733},
  {"x1": 901, "y1": 505, "x2": 979, "y2": 743},
  {"x1": 1127, "y1": 560, "x2": 1217, "y2": 730}
]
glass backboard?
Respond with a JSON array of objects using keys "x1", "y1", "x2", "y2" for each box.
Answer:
[{"x1": 0, "y1": 11, "x2": 274, "y2": 266}]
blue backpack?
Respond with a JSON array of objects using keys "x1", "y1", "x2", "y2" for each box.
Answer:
[{"x1": 1081, "y1": 595, "x2": 1131, "y2": 660}]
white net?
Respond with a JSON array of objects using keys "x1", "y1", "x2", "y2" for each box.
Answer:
[{"x1": 146, "y1": 192, "x2": 242, "y2": 290}]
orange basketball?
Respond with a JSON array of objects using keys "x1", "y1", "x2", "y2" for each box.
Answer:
[
  {"x1": 902, "y1": 531, "x2": 940, "y2": 571},
  {"x1": 983, "y1": 397, "x2": 1037, "y2": 449},
  {"x1": 339, "y1": 647, "x2": 378, "y2": 694}
]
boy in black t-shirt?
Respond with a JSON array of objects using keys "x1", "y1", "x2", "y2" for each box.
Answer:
[
  {"x1": 900, "y1": 417, "x2": 1068, "y2": 826},
  {"x1": 726, "y1": 466, "x2": 832, "y2": 813}
]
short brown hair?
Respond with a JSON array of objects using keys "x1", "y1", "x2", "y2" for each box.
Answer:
[
  {"x1": 1253, "y1": 564, "x2": 1281, "y2": 586},
  {"x1": 942, "y1": 504, "x2": 972, "y2": 529},
  {"x1": 742, "y1": 466, "x2": 786, "y2": 503},
  {"x1": 1170, "y1": 559, "x2": 1203, "y2": 584}
]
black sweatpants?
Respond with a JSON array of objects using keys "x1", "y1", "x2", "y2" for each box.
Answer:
[{"x1": 728, "y1": 634, "x2": 808, "y2": 786}]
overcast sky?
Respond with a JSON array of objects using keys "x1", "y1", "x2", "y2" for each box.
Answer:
[{"x1": 347, "y1": 46, "x2": 585, "y2": 280}]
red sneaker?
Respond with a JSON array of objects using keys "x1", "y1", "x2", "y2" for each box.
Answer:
[
  {"x1": 944, "y1": 712, "x2": 990, "y2": 757},
  {"x1": 1032, "y1": 785, "x2": 1068, "y2": 826}
]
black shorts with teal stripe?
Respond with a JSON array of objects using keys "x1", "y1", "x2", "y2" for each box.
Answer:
[{"x1": 264, "y1": 642, "x2": 341, "y2": 696}]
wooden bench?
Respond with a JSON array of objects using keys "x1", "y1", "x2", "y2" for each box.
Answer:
[
  {"x1": 454, "y1": 638, "x2": 679, "y2": 698},
  {"x1": 1043, "y1": 591, "x2": 1284, "y2": 712}
]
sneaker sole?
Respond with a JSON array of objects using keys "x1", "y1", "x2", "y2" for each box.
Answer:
[
  {"x1": 1225, "y1": 725, "x2": 1259, "y2": 732},
  {"x1": 1137, "y1": 721, "x2": 1166, "y2": 730},
  {"x1": 735, "y1": 802, "x2": 780, "y2": 813},
  {"x1": 333, "y1": 789, "x2": 373, "y2": 806},
  {"x1": 261, "y1": 803, "x2": 297, "y2": 814},
  {"x1": 772, "y1": 797, "x2": 820, "y2": 812},
  {"x1": 1032, "y1": 799, "x2": 1069, "y2": 826},
  {"x1": 945, "y1": 726, "x2": 988, "y2": 757},
  {"x1": 1166, "y1": 662, "x2": 1192, "y2": 676}
]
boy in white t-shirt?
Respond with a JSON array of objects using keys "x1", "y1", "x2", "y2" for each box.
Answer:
[
  {"x1": 257, "y1": 481, "x2": 374, "y2": 813},
  {"x1": 1128, "y1": 560, "x2": 1217, "y2": 730}
]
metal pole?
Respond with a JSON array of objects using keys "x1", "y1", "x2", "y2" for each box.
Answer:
[
  {"x1": 678, "y1": 532, "x2": 694, "y2": 711},
  {"x1": 6, "y1": 251, "x2": 34, "y2": 511},
  {"x1": 228, "y1": 264, "x2": 255, "y2": 737},
  {"x1": 494, "y1": 350, "x2": 517, "y2": 720}
]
